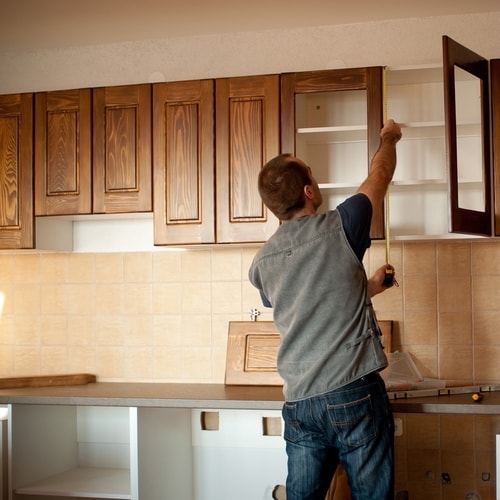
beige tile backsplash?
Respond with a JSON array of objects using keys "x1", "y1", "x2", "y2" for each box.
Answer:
[
  {"x1": 10, "y1": 238, "x2": 500, "y2": 500},
  {"x1": 1, "y1": 240, "x2": 500, "y2": 385}
]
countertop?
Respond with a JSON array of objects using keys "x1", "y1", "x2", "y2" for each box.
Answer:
[
  {"x1": 1, "y1": 382, "x2": 500, "y2": 414},
  {"x1": 0, "y1": 383, "x2": 286, "y2": 410}
]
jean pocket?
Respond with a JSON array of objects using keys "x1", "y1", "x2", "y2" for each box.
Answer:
[
  {"x1": 327, "y1": 394, "x2": 376, "y2": 447},
  {"x1": 282, "y1": 402, "x2": 303, "y2": 443}
]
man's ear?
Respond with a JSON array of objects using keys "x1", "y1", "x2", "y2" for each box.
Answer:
[{"x1": 304, "y1": 184, "x2": 313, "y2": 199}]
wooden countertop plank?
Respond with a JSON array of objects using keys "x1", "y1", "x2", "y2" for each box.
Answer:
[{"x1": 0, "y1": 373, "x2": 96, "y2": 389}]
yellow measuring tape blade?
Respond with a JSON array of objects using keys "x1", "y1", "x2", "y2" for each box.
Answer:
[{"x1": 382, "y1": 67, "x2": 391, "y2": 266}]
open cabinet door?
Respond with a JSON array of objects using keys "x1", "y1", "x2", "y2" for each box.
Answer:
[
  {"x1": 492, "y1": 59, "x2": 500, "y2": 236},
  {"x1": 443, "y1": 35, "x2": 492, "y2": 236}
]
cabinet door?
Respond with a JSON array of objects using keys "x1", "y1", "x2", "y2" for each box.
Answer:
[
  {"x1": 153, "y1": 80, "x2": 215, "y2": 245},
  {"x1": 0, "y1": 93, "x2": 33, "y2": 249},
  {"x1": 93, "y1": 84, "x2": 152, "y2": 214},
  {"x1": 492, "y1": 59, "x2": 500, "y2": 236},
  {"x1": 281, "y1": 68, "x2": 384, "y2": 239},
  {"x1": 443, "y1": 35, "x2": 492, "y2": 236},
  {"x1": 215, "y1": 75, "x2": 280, "y2": 243},
  {"x1": 35, "y1": 89, "x2": 92, "y2": 215}
]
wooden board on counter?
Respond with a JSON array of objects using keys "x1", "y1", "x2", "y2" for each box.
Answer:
[
  {"x1": 225, "y1": 321, "x2": 393, "y2": 386},
  {"x1": 0, "y1": 373, "x2": 96, "y2": 389}
]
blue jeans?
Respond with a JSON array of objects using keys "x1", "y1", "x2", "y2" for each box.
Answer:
[{"x1": 282, "y1": 372, "x2": 394, "y2": 500}]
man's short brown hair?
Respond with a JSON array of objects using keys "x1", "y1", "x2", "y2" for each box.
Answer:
[{"x1": 258, "y1": 154, "x2": 311, "y2": 220}]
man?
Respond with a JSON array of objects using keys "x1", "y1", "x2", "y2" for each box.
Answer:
[{"x1": 248, "y1": 119, "x2": 402, "y2": 500}]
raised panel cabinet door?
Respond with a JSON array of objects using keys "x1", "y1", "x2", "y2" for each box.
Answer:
[
  {"x1": 34, "y1": 88, "x2": 92, "y2": 215},
  {"x1": 280, "y1": 67, "x2": 385, "y2": 239},
  {"x1": 153, "y1": 80, "x2": 215, "y2": 245},
  {"x1": 216, "y1": 75, "x2": 280, "y2": 243},
  {"x1": 0, "y1": 93, "x2": 34, "y2": 249},
  {"x1": 93, "y1": 84, "x2": 152, "y2": 214}
]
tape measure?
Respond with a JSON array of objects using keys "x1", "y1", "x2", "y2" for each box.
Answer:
[{"x1": 382, "y1": 68, "x2": 397, "y2": 288}]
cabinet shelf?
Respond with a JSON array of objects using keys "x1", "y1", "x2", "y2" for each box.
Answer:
[
  {"x1": 392, "y1": 178, "x2": 445, "y2": 187},
  {"x1": 320, "y1": 179, "x2": 448, "y2": 191},
  {"x1": 321, "y1": 179, "x2": 482, "y2": 190},
  {"x1": 319, "y1": 183, "x2": 361, "y2": 190},
  {"x1": 398, "y1": 121, "x2": 479, "y2": 134},
  {"x1": 296, "y1": 125, "x2": 367, "y2": 144},
  {"x1": 297, "y1": 125, "x2": 367, "y2": 134},
  {"x1": 400, "y1": 121, "x2": 444, "y2": 128},
  {"x1": 15, "y1": 467, "x2": 131, "y2": 499}
]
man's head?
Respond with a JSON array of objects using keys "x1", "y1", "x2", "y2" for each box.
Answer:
[{"x1": 258, "y1": 154, "x2": 322, "y2": 221}]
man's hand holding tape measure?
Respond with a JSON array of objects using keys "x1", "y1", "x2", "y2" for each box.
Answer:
[{"x1": 368, "y1": 264, "x2": 398, "y2": 298}]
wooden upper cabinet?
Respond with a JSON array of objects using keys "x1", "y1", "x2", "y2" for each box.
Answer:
[
  {"x1": 36, "y1": 84, "x2": 152, "y2": 216},
  {"x1": 280, "y1": 68, "x2": 385, "y2": 239},
  {"x1": 215, "y1": 75, "x2": 280, "y2": 243},
  {"x1": 153, "y1": 75, "x2": 280, "y2": 245},
  {"x1": 0, "y1": 93, "x2": 34, "y2": 249},
  {"x1": 35, "y1": 89, "x2": 92, "y2": 215},
  {"x1": 93, "y1": 84, "x2": 152, "y2": 214},
  {"x1": 153, "y1": 80, "x2": 215, "y2": 245}
]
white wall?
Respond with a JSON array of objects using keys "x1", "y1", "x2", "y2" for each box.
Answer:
[{"x1": 1, "y1": 12, "x2": 499, "y2": 94}]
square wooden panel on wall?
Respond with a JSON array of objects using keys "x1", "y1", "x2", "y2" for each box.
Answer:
[
  {"x1": 225, "y1": 321, "x2": 283, "y2": 386},
  {"x1": 225, "y1": 320, "x2": 392, "y2": 386}
]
